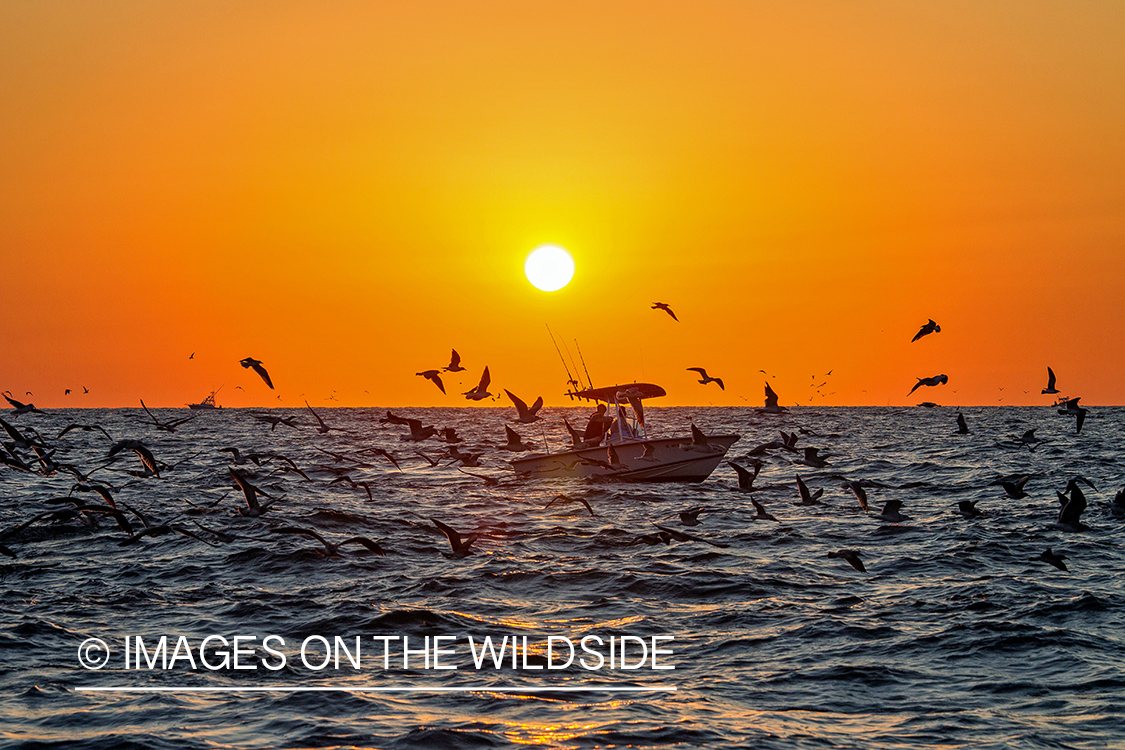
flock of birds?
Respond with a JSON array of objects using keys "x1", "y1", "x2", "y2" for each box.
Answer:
[{"x1": 0, "y1": 307, "x2": 1118, "y2": 575}]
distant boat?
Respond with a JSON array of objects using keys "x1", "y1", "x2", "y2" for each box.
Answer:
[
  {"x1": 510, "y1": 383, "x2": 739, "y2": 482},
  {"x1": 187, "y1": 389, "x2": 222, "y2": 410}
]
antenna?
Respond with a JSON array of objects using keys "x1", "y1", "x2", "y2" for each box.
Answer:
[
  {"x1": 574, "y1": 339, "x2": 593, "y2": 390},
  {"x1": 546, "y1": 324, "x2": 579, "y2": 397}
]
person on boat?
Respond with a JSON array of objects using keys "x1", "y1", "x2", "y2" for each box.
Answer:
[
  {"x1": 611, "y1": 402, "x2": 637, "y2": 440},
  {"x1": 583, "y1": 404, "x2": 612, "y2": 446}
]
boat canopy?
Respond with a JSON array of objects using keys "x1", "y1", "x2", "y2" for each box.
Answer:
[{"x1": 566, "y1": 383, "x2": 666, "y2": 402}]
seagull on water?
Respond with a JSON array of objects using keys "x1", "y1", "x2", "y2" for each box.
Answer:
[
  {"x1": 1109, "y1": 487, "x2": 1125, "y2": 517},
  {"x1": 687, "y1": 368, "x2": 724, "y2": 390},
  {"x1": 239, "y1": 357, "x2": 274, "y2": 389}
]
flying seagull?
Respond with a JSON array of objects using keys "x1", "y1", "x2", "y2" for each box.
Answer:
[
  {"x1": 795, "y1": 474, "x2": 823, "y2": 505},
  {"x1": 463, "y1": 366, "x2": 493, "y2": 401},
  {"x1": 505, "y1": 390, "x2": 544, "y2": 423},
  {"x1": 828, "y1": 549, "x2": 866, "y2": 573},
  {"x1": 911, "y1": 319, "x2": 941, "y2": 342},
  {"x1": 1039, "y1": 548, "x2": 1068, "y2": 572},
  {"x1": 1057, "y1": 397, "x2": 1088, "y2": 434},
  {"x1": 728, "y1": 460, "x2": 761, "y2": 492},
  {"x1": 444, "y1": 349, "x2": 466, "y2": 372},
  {"x1": 305, "y1": 401, "x2": 331, "y2": 434},
  {"x1": 908, "y1": 374, "x2": 948, "y2": 396},
  {"x1": 651, "y1": 302, "x2": 678, "y2": 321},
  {"x1": 687, "y1": 368, "x2": 724, "y2": 390},
  {"x1": 240, "y1": 357, "x2": 274, "y2": 389},
  {"x1": 545, "y1": 494, "x2": 595, "y2": 517},
  {"x1": 431, "y1": 518, "x2": 478, "y2": 557},
  {"x1": 1042, "y1": 367, "x2": 1059, "y2": 395},
  {"x1": 761, "y1": 382, "x2": 786, "y2": 413},
  {"x1": 270, "y1": 526, "x2": 386, "y2": 557},
  {"x1": 417, "y1": 370, "x2": 446, "y2": 394}
]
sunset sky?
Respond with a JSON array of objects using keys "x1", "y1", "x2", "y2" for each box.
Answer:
[{"x1": 2, "y1": 2, "x2": 1123, "y2": 408}]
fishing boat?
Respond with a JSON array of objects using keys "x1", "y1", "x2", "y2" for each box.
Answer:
[
  {"x1": 187, "y1": 389, "x2": 222, "y2": 410},
  {"x1": 509, "y1": 383, "x2": 739, "y2": 482}
]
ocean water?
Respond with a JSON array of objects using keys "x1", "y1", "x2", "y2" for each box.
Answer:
[{"x1": 1, "y1": 405, "x2": 1123, "y2": 749}]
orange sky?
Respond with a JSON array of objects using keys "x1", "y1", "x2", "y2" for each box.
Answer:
[{"x1": 2, "y1": 1, "x2": 1123, "y2": 408}]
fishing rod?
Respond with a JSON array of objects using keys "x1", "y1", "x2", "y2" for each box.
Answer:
[
  {"x1": 546, "y1": 324, "x2": 580, "y2": 398},
  {"x1": 574, "y1": 339, "x2": 593, "y2": 391},
  {"x1": 559, "y1": 336, "x2": 584, "y2": 390}
]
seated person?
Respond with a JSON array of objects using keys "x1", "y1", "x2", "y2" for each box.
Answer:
[{"x1": 583, "y1": 404, "x2": 612, "y2": 446}]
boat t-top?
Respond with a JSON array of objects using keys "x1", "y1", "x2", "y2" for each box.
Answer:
[
  {"x1": 187, "y1": 388, "x2": 222, "y2": 410},
  {"x1": 509, "y1": 382, "x2": 739, "y2": 482}
]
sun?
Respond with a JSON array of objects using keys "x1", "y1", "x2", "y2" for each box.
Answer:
[{"x1": 524, "y1": 245, "x2": 575, "y2": 292}]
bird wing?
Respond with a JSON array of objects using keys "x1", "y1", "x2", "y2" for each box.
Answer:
[
  {"x1": 530, "y1": 396, "x2": 543, "y2": 414},
  {"x1": 1046, "y1": 367, "x2": 1056, "y2": 390},
  {"x1": 271, "y1": 526, "x2": 329, "y2": 545},
  {"x1": 341, "y1": 537, "x2": 387, "y2": 555},
  {"x1": 132, "y1": 446, "x2": 160, "y2": 477},
  {"x1": 477, "y1": 367, "x2": 490, "y2": 391},
  {"x1": 715, "y1": 378, "x2": 725, "y2": 390},
  {"x1": 505, "y1": 389, "x2": 529, "y2": 416},
  {"x1": 229, "y1": 468, "x2": 260, "y2": 510},
  {"x1": 431, "y1": 518, "x2": 463, "y2": 551},
  {"x1": 686, "y1": 367, "x2": 708, "y2": 377},
  {"x1": 250, "y1": 362, "x2": 274, "y2": 389},
  {"x1": 304, "y1": 401, "x2": 327, "y2": 429},
  {"x1": 431, "y1": 373, "x2": 446, "y2": 394},
  {"x1": 449, "y1": 349, "x2": 461, "y2": 369},
  {"x1": 140, "y1": 399, "x2": 160, "y2": 425},
  {"x1": 796, "y1": 474, "x2": 811, "y2": 502}
]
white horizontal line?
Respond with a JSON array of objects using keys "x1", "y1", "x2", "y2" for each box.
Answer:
[{"x1": 77, "y1": 685, "x2": 676, "y2": 693}]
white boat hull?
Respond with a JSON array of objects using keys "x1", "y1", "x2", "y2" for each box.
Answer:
[{"x1": 510, "y1": 434, "x2": 740, "y2": 483}]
